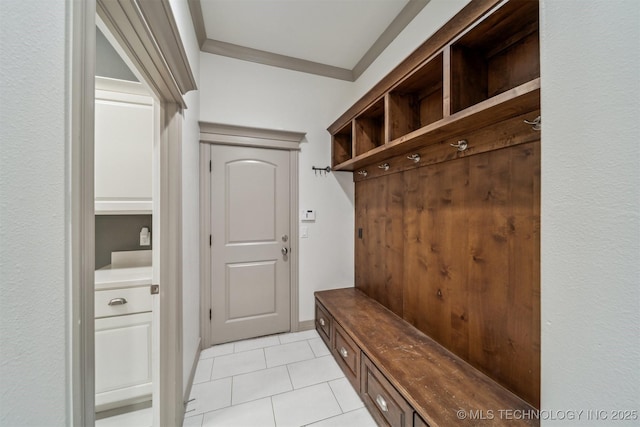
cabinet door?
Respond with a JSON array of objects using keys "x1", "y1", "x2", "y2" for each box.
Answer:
[
  {"x1": 95, "y1": 87, "x2": 153, "y2": 214},
  {"x1": 95, "y1": 312, "x2": 152, "y2": 410}
]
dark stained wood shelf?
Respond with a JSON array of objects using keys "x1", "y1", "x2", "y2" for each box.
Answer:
[
  {"x1": 316, "y1": 288, "x2": 539, "y2": 427},
  {"x1": 333, "y1": 78, "x2": 539, "y2": 171}
]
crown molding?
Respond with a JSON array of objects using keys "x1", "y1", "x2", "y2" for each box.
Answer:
[
  {"x1": 201, "y1": 39, "x2": 355, "y2": 81},
  {"x1": 187, "y1": 0, "x2": 206, "y2": 48},
  {"x1": 188, "y1": 0, "x2": 429, "y2": 82}
]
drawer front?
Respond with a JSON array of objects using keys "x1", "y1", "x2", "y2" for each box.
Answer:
[
  {"x1": 361, "y1": 355, "x2": 413, "y2": 427},
  {"x1": 95, "y1": 286, "x2": 152, "y2": 318},
  {"x1": 333, "y1": 322, "x2": 360, "y2": 390},
  {"x1": 315, "y1": 300, "x2": 332, "y2": 347}
]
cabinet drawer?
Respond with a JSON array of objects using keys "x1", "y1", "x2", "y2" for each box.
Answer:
[
  {"x1": 333, "y1": 322, "x2": 360, "y2": 390},
  {"x1": 95, "y1": 286, "x2": 152, "y2": 318},
  {"x1": 315, "y1": 300, "x2": 332, "y2": 347},
  {"x1": 361, "y1": 355, "x2": 413, "y2": 427}
]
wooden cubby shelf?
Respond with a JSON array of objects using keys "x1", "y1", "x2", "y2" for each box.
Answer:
[
  {"x1": 331, "y1": 122, "x2": 353, "y2": 166},
  {"x1": 388, "y1": 52, "x2": 444, "y2": 141},
  {"x1": 450, "y1": 0, "x2": 539, "y2": 113},
  {"x1": 335, "y1": 78, "x2": 539, "y2": 172},
  {"x1": 329, "y1": 0, "x2": 540, "y2": 172},
  {"x1": 354, "y1": 97, "x2": 385, "y2": 157}
]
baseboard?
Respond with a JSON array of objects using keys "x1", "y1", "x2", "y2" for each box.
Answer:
[
  {"x1": 183, "y1": 337, "x2": 201, "y2": 405},
  {"x1": 297, "y1": 319, "x2": 315, "y2": 331}
]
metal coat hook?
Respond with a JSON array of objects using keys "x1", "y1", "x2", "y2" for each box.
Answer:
[
  {"x1": 378, "y1": 163, "x2": 390, "y2": 171},
  {"x1": 450, "y1": 139, "x2": 468, "y2": 152},
  {"x1": 524, "y1": 115, "x2": 541, "y2": 131},
  {"x1": 357, "y1": 170, "x2": 368, "y2": 177},
  {"x1": 407, "y1": 153, "x2": 421, "y2": 163},
  {"x1": 312, "y1": 166, "x2": 331, "y2": 176}
]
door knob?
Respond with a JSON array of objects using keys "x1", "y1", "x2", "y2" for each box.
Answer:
[{"x1": 281, "y1": 247, "x2": 289, "y2": 256}]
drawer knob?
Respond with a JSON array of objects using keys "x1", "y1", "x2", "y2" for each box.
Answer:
[
  {"x1": 108, "y1": 297, "x2": 128, "y2": 306},
  {"x1": 375, "y1": 394, "x2": 389, "y2": 413},
  {"x1": 339, "y1": 347, "x2": 348, "y2": 358},
  {"x1": 319, "y1": 318, "x2": 325, "y2": 327}
]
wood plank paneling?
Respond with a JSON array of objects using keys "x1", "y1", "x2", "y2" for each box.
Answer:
[
  {"x1": 355, "y1": 175, "x2": 404, "y2": 317},
  {"x1": 356, "y1": 141, "x2": 540, "y2": 407}
]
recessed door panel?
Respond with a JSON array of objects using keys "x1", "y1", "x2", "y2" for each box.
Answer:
[
  {"x1": 227, "y1": 161, "x2": 277, "y2": 244},
  {"x1": 227, "y1": 261, "x2": 277, "y2": 320}
]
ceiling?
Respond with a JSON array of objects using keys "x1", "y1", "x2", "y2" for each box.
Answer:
[{"x1": 190, "y1": 0, "x2": 430, "y2": 81}]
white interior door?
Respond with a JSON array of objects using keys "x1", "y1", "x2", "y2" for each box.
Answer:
[{"x1": 210, "y1": 144, "x2": 291, "y2": 344}]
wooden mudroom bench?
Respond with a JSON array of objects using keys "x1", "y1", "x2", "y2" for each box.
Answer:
[{"x1": 315, "y1": 288, "x2": 538, "y2": 427}]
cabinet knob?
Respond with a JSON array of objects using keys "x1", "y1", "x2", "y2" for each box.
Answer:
[
  {"x1": 108, "y1": 297, "x2": 128, "y2": 306},
  {"x1": 319, "y1": 318, "x2": 326, "y2": 327},
  {"x1": 375, "y1": 394, "x2": 389, "y2": 412},
  {"x1": 339, "y1": 347, "x2": 348, "y2": 358}
]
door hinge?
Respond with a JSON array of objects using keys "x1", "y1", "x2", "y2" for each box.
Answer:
[
  {"x1": 209, "y1": 234, "x2": 212, "y2": 246},
  {"x1": 209, "y1": 160, "x2": 212, "y2": 172},
  {"x1": 209, "y1": 309, "x2": 212, "y2": 320}
]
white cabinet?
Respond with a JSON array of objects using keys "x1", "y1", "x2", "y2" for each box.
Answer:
[
  {"x1": 95, "y1": 312, "x2": 152, "y2": 411},
  {"x1": 94, "y1": 265, "x2": 153, "y2": 412},
  {"x1": 95, "y1": 77, "x2": 153, "y2": 214}
]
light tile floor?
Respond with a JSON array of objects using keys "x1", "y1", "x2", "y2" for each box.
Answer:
[{"x1": 184, "y1": 329, "x2": 377, "y2": 427}]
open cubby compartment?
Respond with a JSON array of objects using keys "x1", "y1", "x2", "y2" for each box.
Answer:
[
  {"x1": 450, "y1": 0, "x2": 539, "y2": 114},
  {"x1": 332, "y1": 122, "x2": 354, "y2": 167},
  {"x1": 354, "y1": 97, "x2": 385, "y2": 157},
  {"x1": 388, "y1": 53, "x2": 444, "y2": 141}
]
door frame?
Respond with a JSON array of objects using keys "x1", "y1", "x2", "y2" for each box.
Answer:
[
  {"x1": 199, "y1": 122, "x2": 306, "y2": 349},
  {"x1": 69, "y1": 0, "x2": 196, "y2": 425}
]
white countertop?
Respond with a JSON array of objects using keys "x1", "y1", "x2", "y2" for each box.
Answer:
[{"x1": 95, "y1": 265, "x2": 153, "y2": 291}]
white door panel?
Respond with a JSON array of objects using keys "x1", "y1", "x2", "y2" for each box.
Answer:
[
  {"x1": 211, "y1": 145, "x2": 290, "y2": 344},
  {"x1": 226, "y1": 160, "x2": 277, "y2": 243}
]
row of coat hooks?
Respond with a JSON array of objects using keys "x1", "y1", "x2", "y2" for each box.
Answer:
[
  {"x1": 354, "y1": 115, "x2": 540, "y2": 177},
  {"x1": 356, "y1": 139, "x2": 469, "y2": 177},
  {"x1": 312, "y1": 166, "x2": 332, "y2": 176}
]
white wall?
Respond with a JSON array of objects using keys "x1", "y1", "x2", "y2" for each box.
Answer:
[
  {"x1": 199, "y1": 54, "x2": 355, "y2": 322},
  {"x1": 167, "y1": 0, "x2": 202, "y2": 397},
  {"x1": 540, "y1": 0, "x2": 640, "y2": 424},
  {"x1": 0, "y1": 0, "x2": 69, "y2": 425}
]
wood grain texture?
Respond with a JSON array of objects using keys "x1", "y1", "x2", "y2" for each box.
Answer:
[
  {"x1": 333, "y1": 80, "x2": 540, "y2": 172},
  {"x1": 356, "y1": 140, "x2": 541, "y2": 407},
  {"x1": 352, "y1": 109, "x2": 541, "y2": 182},
  {"x1": 355, "y1": 175, "x2": 404, "y2": 317},
  {"x1": 316, "y1": 289, "x2": 538, "y2": 427}
]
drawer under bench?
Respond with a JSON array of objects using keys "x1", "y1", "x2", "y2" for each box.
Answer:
[{"x1": 315, "y1": 288, "x2": 538, "y2": 427}]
